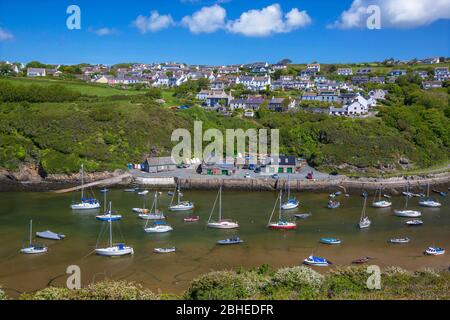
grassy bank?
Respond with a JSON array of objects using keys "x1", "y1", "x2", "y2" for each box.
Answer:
[
  {"x1": 0, "y1": 76, "x2": 448, "y2": 176},
  {"x1": 3, "y1": 265, "x2": 449, "y2": 300}
]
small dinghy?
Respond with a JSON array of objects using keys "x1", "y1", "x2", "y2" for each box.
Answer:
[
  {"x1": 303, "y1": 256, "x2": 331, "y2": 267},
  {"x1": 327, "y1": 200, "x2": 340, "y2": 209},
  {"x1": 217, "y1": 237, "x2": 244, "y2": 245},
  {"x1": 432, "y1": 189, "x2": 447, "y2": 197},
  {"x1": 124, "y1": 188, "x2": 138, "y2": 192},
  {"x1": 402, "y1": 191, "x2": 413, "y2": 197},
  {"x1": 137, "y1": 190, "x2": 149, "y2": 196},
  {"x1": 406, "y1": 219, "x2": 423, "y2": 226},
  {"x1": 100, "y1": 188, "x2": 109, "y2": 193},
  {"x1": 36, "y1": 230, "x2": 65, "y2": 240},
  {"x1": 383, "y1": 194, "x2": 391, "y2": 199},
  {"x1": 154, "y1": 247, "x2": 176, "y2": 254},
  {"x1": 361, "y1": 191, "x2": 368, "y2": 198},
  {"x1": 320, "y1": 238, "x2": 341, "y2": 245},
  {"x1": 144, "y1": 221, "x2": 173, "y2": 233},
  {"x1": 184, "y1": 216, "x2": 200, "y2": 222},
  {"x1": 424, "y1": 247, "x2": 445, "y2": 256},
  {"x1": 352, "y1": 257, "x2": 370, "y2": 264},
  {"x1": 294, "y1": 213, "x2": 311, "y2": 219},
  {"x1": 21, "y1": 220, "x2": 48, "y2": 254},
  {"x1": 390, "y1": 237, "x2": 410, "y2": 244},
  {"x1": 394, "y1": 210, "x2": 421, "y2": 218}
]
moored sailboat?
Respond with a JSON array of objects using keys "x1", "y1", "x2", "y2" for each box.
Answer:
[
  {"x1": 70, "y1": 164, "x2": 100, "y2": 210},
  {"x1": 372, "y1": 185, "x2": 392, "y2": 208},
  {"x1": 419, "y1": 183, "x2": 441, "y2": 207},
  {"x1": 95, "y1": 218, "x2": 134, "y2": 257},
  {"x1": 394, "y1": 194, "x2": 421, "y2": 217},
  {"x1": 207, "y1": 186, "x2": 239, "y2": 229},
  {"x1": 169, "y1": 181, "x2": 194, "y2": 211},
  {"x1": 281, "y1": 176, "x2": 299, "y2": 210},
  {"x1": 137, "y1": 192, "x2": 166, "y2": 220},
  {"x1": 21, "y1": 220, "x2": 48, "y2": 254},
  {"x1": 267, "y1": 190, "x2": 297, "y2": 230},
  {"x1": 358, "y1": 195, "x2": 371, "y2": 229}
]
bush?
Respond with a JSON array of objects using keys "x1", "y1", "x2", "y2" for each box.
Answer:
[
  {"x1": 185, "y1": 271, "x2": 262, "y2": 300},
  {"x1": 264, "y1": 266, "x2": 324, "y2": 299},
  {"x1": 21, "y1": 281, "x2": 158, "y2": 300}
]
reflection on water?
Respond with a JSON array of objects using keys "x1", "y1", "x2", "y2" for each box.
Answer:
[{"x1": 0, "y1": 189, "x2": 449, "y2": 295}]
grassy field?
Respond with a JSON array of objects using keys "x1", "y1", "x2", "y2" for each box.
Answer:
[{"x1": 4, "y1": 77, "x2": 145, "y2": 97}]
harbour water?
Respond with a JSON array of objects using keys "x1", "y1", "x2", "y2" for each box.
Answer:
[{"x1": 0, "y1": 189, "x2": 449, "y2": 296}]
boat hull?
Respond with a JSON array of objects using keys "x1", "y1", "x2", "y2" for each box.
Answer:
[
  {"x1": 394, "y1": 210, "x2": 421, "y2": 218},
  {"x1": 138, "y1": 214, "x2": 166, "y2": 220},
  {"x1": 95, "y1": 215, "x2": 122, "y2": 222},
  {"x1": 169, "y1": 204, "x2": 194, "y2": 211},
  {"x1": 208, "y1": 222, "x2": 239, "y2": 229},
  {"x1": 372, "y1": 201, "x2": 392, "y2": 208},
  {"x1": 144, "y1": 226, "x2": 173, "y2": 233},
  {"x1": 267, "y1": 223, "x2": 296, "y2": 230},
  {"x1": 71, "y1": 202, "x2": 100, "y2": 210},
  {"x1": 21, "y1": 246, "x2": 48, "y2": 254},
  {"x1": 95, "y1": 246, "x2": 134, "y2": 257}
]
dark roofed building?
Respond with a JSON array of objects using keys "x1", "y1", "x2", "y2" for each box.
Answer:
[{"x1": 141, "y1": 156, "x2": 177, "y2": 173}]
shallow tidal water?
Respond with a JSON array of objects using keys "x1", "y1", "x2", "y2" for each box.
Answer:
[{"x1": 0, "y1": 188, "x2": 449, "y2": 296}]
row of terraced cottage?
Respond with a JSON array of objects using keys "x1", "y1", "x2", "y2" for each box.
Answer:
[{"x1": 141, "y1": 155, "x2": 306, "y2": 176}]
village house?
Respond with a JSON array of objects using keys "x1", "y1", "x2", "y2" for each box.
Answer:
[
  {"x1": 368, "y1": 89, "x2": 387, "y2": 101},
  {"x1": 27, "y1": 68, "x2": 46, "y2": 77},
  {"x1": 301, "y1": 92, "x2": 318, "y2": 101},
  {"x1": 388, "y1": 70, "x2": 407, "y2": 77},
  {"x1": 337, "y1": 68, "x2": 353, "y2": 76},
  {"x1": 356, "y1": 68, "x2": 372, "y2": 75},
  {"x1": 338, "y1": 93, "x2": 358, "y2": 105},
  {"x1": 352, "y1": 76, "x2": 369, "y2": 85},
  {"x1": 141, "y1": 157, "x2": 177, "y2": 173},
  {"x1": 263, "y1": 156, "x2": 298, "y2": 174},
  {"x1": 421, "y1": 80, "x2": 443, "y2": 90},
  {"x1": 316, "y1": 90, "x2": 340, "y2": 103},
  {"x1": 413, "y1": 70, "x2": 429, "y2": 79},
  {"x1": 307, "y1": 63, "x2": 321, "y2": 72},
  {"x1": 434, "y1": 67, "x2": 450, "y2": 81},
  {"x1": 369, "y1": 76, "x2": 385, "y2": 84},
  {"x1": 229, "y1": 97, "x2": 264, "y2": 110}
]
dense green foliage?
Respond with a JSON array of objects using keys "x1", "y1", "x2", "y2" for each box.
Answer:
[
  {"x1": 0, "y1": 76, "x2": 448, "y2": 174},
  {"x1": 5, "y1": 266, "x2": 449, "y2": 300}
]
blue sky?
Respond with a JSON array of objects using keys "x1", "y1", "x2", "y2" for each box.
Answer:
[{"x1": 0, "y1": 0, "x2": 449, "y2": 65}]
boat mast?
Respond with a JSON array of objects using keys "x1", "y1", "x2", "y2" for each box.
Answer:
[
  {"x1": 80, "y1": 164, "x2": 84, "y2": 200},
  {"x1": 109, "y1": 219, "x2": 112, "y2": 248},
  {"x1": 219, "y1": 185, "x2": 222, "y2": 221},
  {"x1": 279, "y1": 190, "x2": 282, "y2": 220},
  {"x1": 103, "y1": 189, "x2": 107, "y2": 213},
  {"x1": 360, "y1": 196, "x2": 367, "y2": 221},
  {"x1": 177, "y1": 179, "x2": 181, "y2": 205},
  {"x1": 287, "y1": 176, "x2": 290, "y2": 200},
  {"x1": 29, "y1": 219, "x2": 32, "y2": 246}
]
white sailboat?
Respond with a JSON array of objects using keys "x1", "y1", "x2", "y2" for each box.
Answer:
[
  {"x1": 138, "y1": 192, "x2": 166, "y2": 220},
  {"x1": 267, "y1": 190, "x2": 297, "y2": 230},
  {"x1": 372, "y1": 185, "x2": 392, "y2": 208},
  {"x1": 207, "y1": 186, "x2": 239, "y2": 229},
  {"x1": 95, "y1": 219, "x2": 133, "y2": 257},
  {"x1": 70, "y1": 164, "x2": 100, "y2": 210},
  {"x1": 21, "y1": 220, "x2": 48, "y2": 254},
  {"x1": 359, "y1": 195, "x2": 371, "y2": 229},
  {"x1": 419, "y1": 183, "x2": 441, "y2": 208},
  {"x1": 169, "y1": 181, "x2": 194, "y2": 211},
  {"x1": 394, "y1": 194, "x2": 421, "y2": 217},
  {"x1": 281, "y1": 176, "x2": 299, "y2": 210},
  {"x1": 96, "y1": 201, "x2": 122, "y2": 221}
]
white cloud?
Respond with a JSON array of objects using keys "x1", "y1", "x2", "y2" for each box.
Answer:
[
  {"x1": 181, "y1": 4, "x2": 226, "y2": 33},
  {"x1": 89, "y1": 27, "x2": 118, "y2": 36},
  {"x1": 0, "y1": 27, "x2": 14, "y2": 41},
  {"x1": 331, "y1": 0, "x2": 450, "y2": 29},
  {"x1": 226, "y1": 4, "x2": 311, "y2": 37},
  {"x1": 133, "y1": 11, "x2": 175, "y2": 33}
]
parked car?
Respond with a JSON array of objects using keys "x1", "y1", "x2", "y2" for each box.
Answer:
[
  {"x1": 244, "y1": 173, "x2": 251, "y2": 179},
  {"x1": 254, "y1": 167, "x2": 261, "y2": 173},
  {"x1": 271, "y1": 174, "x2": 279, "y2": 179},
  {"x1": 329, "y1": 171, "x2": 339, "y2": 176}
]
